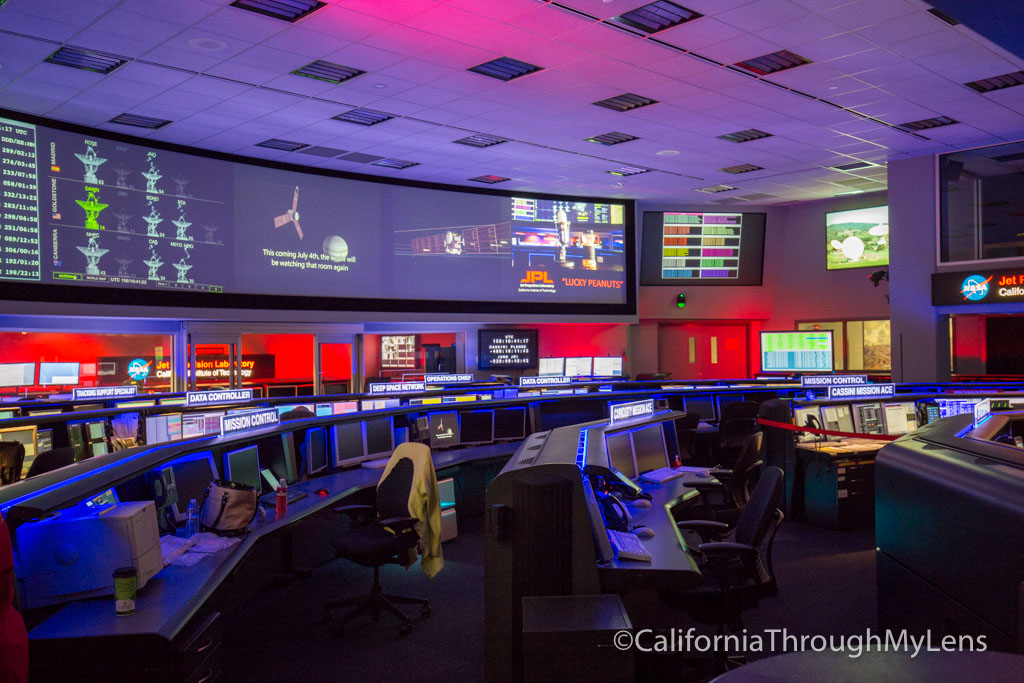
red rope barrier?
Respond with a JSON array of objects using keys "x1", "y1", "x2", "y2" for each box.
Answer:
[{"x1": 757, "y1": 417, "x2": 900, "y2": 442}]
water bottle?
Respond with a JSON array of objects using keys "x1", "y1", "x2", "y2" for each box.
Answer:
[
  {"x1": 186, "y1": 498, "x2": 199, "y2": 538},
  {"x1": 276, "y1": 478, "x2": 288, "y2": 518}
]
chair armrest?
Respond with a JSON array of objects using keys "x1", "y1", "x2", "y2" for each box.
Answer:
[
  {"x1": 677, "y1": 520, "x2": 730, "y2": 540},
  {"x1": 710, "y1": 467, "x2": 734, "y2": 479},
  {"x1": 697, "y1": 541, "x2": 756, "y2": 556},
  {"x1": 377, "y1": 516, "x2": 419, "y2": 534}
]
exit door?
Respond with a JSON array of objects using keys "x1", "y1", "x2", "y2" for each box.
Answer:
[{"x1": 659, "y1": 323, "x2": 749, "y2": 380}]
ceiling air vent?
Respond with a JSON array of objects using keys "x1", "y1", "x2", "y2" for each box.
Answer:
[
  {"x1": 468, "y1": 57, "x2": 543, "y2": 81},
  {"x1": 454, "y1": 134, "x2": 507, "y2": 148},
  {"x1": 229, "y1": 0, "x2": 326, "y2": 22},
  {"x1": 332, "y1": 109, "x2": 394, "y2": 126},
  {"x1": 45, "y1": 47, "x2": 127, "y2": 74},
  {"x1": 291, "y1": 60, "x2": 365, "y2": 84},
  {"x1": 372, "y1": 158, "x2": 419, "y2": 170},
  {"x1": 255, "y1": 139, "x2": 308, "y2": 152},
  {"x1": 720, "y1": 164, "x2": 762, "y2": 174},
  {"x1": 696, "y1": 184, "x2": 737, "y2": 193},
  {"x1": 964, "y1": 71, "x2": 1024, "y2": 93},
  {"x1": 608, "y1": 166, "x2": 649, "y2": 176},
  {"x1": 610, "y1": 1, "x2": 702, "y2": 35},
  {"x1": 831, "y1": 161, "x2": 875, "y2": 171},
  {"x1": 899, "y1": 116, "x2": 958, "y2": 131},
  {"x1": 718, "y1": 129, "x2": 772, "y2": 143},
  {"x1": 735, "y1": 50, "x2": 810, "y2": 76},
  {"x1": 108, "y1": 113, "x2": 171, "y2": 129},
  {"x1": 592, "y1": 93, "x2": 659, "y2": 112},
  {"x1": 585, "y1": 132, "x2": 638, "y2": 146},
  {"x1": 469, "y1": 175, "x2": 511, "y2": 184}
]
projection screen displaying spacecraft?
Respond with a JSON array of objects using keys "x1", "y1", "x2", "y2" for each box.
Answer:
[{"x1": 0, "y1": 112, "x2": 629, "y2": 306}]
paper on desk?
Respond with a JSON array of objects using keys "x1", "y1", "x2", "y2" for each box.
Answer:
[
  {"x1": 675, "y1": 466, "x2": 712, "y2": 474},
  {"x1": 189, "y1": 532, "x2": 241, "y2": 554}
]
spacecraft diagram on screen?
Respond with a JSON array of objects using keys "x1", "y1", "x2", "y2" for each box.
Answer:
[{"x1": 274, "y1": 186, "x2": 303, "y2": 239}]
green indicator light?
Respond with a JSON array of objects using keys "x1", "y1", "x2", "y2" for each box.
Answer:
[{"x1": 677, "y1": 293, "x2": 686, "y2": 309}]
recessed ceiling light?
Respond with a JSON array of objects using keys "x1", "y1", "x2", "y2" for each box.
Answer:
[
  {"x1": 592, "y1": 93, "x2": 658, "y2": 112},
  {"x1": 607, "y1": 166, "x2": 649, "y2": 176},
  {"x1": 610, "y1": 1, "x2": 702, "y2": 36},
  {"x1": 188, "y1": 37, "x2": 228, "y2": 52},
  {"x1": 468, "y1": 57, "x2": 543, "y2": 81},
  {"x1": 735, "y1": 49, "x2": 811, "y2": 76},
  {"x1": 292, "y1": 60, "x2": 365, "y2": 85},
  {"x1": 229, "y1": 0, "x2": 326, "y2": 22},
  {"x1": 656, "y1": 150, "x2": 679, "y2": 156},
  {"x1": 374, "y1": 83, "x2": 387, "y2": 89},
  {"x1": 717, "y1": 129, "x2": 772, "y2": 143}
]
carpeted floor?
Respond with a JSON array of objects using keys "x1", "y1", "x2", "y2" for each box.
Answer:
[{"x1": 222, "y1": 515, "x2": 875, "y2": 682}]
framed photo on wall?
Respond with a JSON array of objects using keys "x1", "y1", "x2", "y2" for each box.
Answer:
[{"x1": 381, "y1": 335, "x2": 418, "y2": 369}]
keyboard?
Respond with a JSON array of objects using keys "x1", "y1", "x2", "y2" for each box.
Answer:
[
  {"x1": 640, "y1": 467, "x2": 685, "y2": 484},
  {"x1": 160, "y1": 534, "x2": 196, "y2": 565},
  {"x1": 607, "y1": 529, "x2": 652, "y2": 562},
  {"x1": 259, "y1": 490, "x2": 308, "y2": 507}
]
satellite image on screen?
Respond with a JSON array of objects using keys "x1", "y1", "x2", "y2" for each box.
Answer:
[{"x1": 826, "y1": 206, "x2": 889, "y2": 270}]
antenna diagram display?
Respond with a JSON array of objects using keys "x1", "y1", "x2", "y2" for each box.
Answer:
[{"x1": 0, "y1": 114, "x2": 629, "y2": 308}]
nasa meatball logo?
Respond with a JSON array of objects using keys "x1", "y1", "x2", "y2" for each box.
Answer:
[{"x1": 961, "y1": 275, "x2": 991, "y2": 301}]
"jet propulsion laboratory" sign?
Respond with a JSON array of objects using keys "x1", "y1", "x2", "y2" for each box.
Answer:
[{"x1": 933, "y1": 269, "x2": 1024, "y2": 306}]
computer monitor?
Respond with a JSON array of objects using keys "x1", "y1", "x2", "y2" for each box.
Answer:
[
  {"x1": 91, "y1": 441, "x2": 109, "y2": 456},
  {"x1": 365, "y1": 417, "x2": 395, "y2": 458},
  {"x1": 538, "y1": 358, "x2": 565, "y2": 377},
  {"x1": 182, "y1": 412, "x2": 223, "y2": 438},
  {"x1": 116, "y1": 400, "x2": 156, "y2": 408},
  {"x1": 303, "y1": 427, "x2": 328, "y2": 476},
  {"x1": 315, "y1": 403, "x2": 332, "y2": 417},
  {"x1": 223, "y1": 445, "x2": 261, "y2": 491},
  {"x1": 821, "y1": 404, "x2": 854, "y2": 433},
  {"x1": 0, "y1": 362, "x2": 35, "y2": 388},
  {"x1": 883, "y1": 402, "x2": 918, "y2": 435},
  {"x1": 459, "y1": 410, "x2": 494, "y2": 446},
  {"x1": 332, "y1": 401, "x2": 359, "y2": 415},
  {"x1": 0, "y1": 426, "x2": 36, "y2": 460},
  {"x1": 564, "y1": 357, "x2": 592, "y2": 377},
  {"x1": 169, "y1": 451, "x2": 217, "y2": 523},
  {"x1": 0, "y1": 410, "x2": 16, "y2": 420},
  {"x1": 631, "y1": 424, "x2": 668, "y2": 474},
  {"x1": 159, "y1": 397, "x2": 186, "y2": 406},
  {"x1": 428, "y1": 411, "x2": 460, "y2": 449},
  {"x1": 592, "y1": 357, "x2": 622, "y2": 377},
  {"x1": 717, "y1": 395, "x2": 743, "y2": 415},
  {"x1": 28, "y1": 409, "x2": 62, "y2": 416},
  {"x1": 267, "y1": 385, "x2": 297, "y2": 397},
  {"x1": 38, "y1": 362, "x2": 80, "y2": 386},
  {"x1": 277, "y1": 403, "x2": 314, "y2": 417},
  {"x1": 36, "y1": 428, "x2": 52, "y2": 453},
  {"x1": 71, "y1": 404, "x2": 105, "y2": 412},
  {"x1": 686, "y1": 397, "x2": 716, "y2": 421},
  {"x1": 852, "y1": 403, "x2": 884, "y2": 434},
  {"x1": 605, "y1": 432, "x2": 636, "y2": 479},
  {"x1": 86, "y1": 421, "x2": 106, "y2": 440},
  {"x1": 494, "y1": 407, "x2": 527, "y2": 440},
  {"x1": 332, "y1": 421, "x2": 366, "y2": 467}
]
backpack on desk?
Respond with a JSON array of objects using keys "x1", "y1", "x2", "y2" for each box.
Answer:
[{"x1": 200, "y1": 479, "x2": 259, "y2": 535}]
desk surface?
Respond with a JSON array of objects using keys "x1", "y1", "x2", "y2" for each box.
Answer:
[
  {"x1": 597, "y1": 473, "x2": 707, "y2": 592},
  {"x1": 795, "y1": 439, "x2": 883, "y2": 457},
  {"x1": 28, "y1": 441, "x2": 517, "y2": 643}
]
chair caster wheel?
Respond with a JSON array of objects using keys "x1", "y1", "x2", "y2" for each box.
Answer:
[
  {"x1": 399, "y1": 623, "x2": 411, "y2": 636},
  {"x1": 421, "y1": 606, "x2": 431, "y2": 618}
]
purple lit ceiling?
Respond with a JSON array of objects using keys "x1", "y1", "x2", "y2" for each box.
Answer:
[{"x1": 1, "y1": 0, "x2": 1022, "y2": 204}]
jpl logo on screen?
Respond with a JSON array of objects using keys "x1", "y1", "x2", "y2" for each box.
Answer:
[
  {"x1": 961, "y1": 275, "x2": 991, "y2": 301},
  {"x1": 520, "y1": 271, "x2": 553, "y2": 284}
]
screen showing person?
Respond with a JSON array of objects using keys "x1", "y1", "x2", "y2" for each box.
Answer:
[
  {"x1": 38, "y1": 362, "x2": 80, "y2": 386},
  {"x1": 428, "y1": 411, "x2": 460, "y2": 449},
  {"x1": 605, "y1": 432, "x2": 636, "y2": 479},
  {"x1": 170, "y1": 451, "x2": 218, "y2": 522},
  {"x1": 365, "y1": 417, "x2": 395, "y2": 458},
  {"x1": 303, "y1": 427, "x2": 328, "y2": 475},
  {"x1": 223, "y1": 445, "x2": 261, "y2": 491},
  {"x1": 458, "y1": 410, "x2": 494, "y2": 445},
  {"x1": 631, "y1": 425, "x2": 668, "y2": 474},
  {"x1": 592, "y1": 357, "x2": 622, "y2": 376},
  {"x1": 538, "y1": 357, "x2": 564, "y2": 377}
]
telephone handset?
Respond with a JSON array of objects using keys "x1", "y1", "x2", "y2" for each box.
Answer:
[{"x1": 598, "y1": 493, "x2": 632, "y2": 532}]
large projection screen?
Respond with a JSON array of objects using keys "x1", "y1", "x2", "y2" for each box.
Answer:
[{"x1": 0, "y1": 110, "x2": 634, "y2": 315}]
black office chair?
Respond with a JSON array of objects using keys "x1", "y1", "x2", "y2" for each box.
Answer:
[
  {"x1": 662, "y1": 467, "x2": 785, "y2": 670},
  {"x1": 715, "y1": 417, "x2": 758, "y2": 467},
  {"x1": 636, "y1": 372, "x2": 670, "y2": 381},
  {"x1": 0, "y1": 442, "x2": 25, "y2": 486},
  {"x1": 674, "y1": 412, "x2": 701, "y2": 463},
  {"x1": 691, "y1": 432, "x2": 764, "y2": 523},
  {"x1": 26, "y1": 447, "x2": 76, "y2": 478},
  {"x1": 719, "y1": 400, "x2": 759, "y2": 424},
  {"x1": 326, "y1": 444, "x2": 432, "y2": 635}
]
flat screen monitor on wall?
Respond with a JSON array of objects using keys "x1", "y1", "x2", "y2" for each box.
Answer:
[
  {"x1": 826, "y1": 205, "x2": 889, "y2": 270},
  {"x1": 760, "y1": 331, "x2": 834, "y2": 373},
  {"x1": 639, "y1": 212, "x2": 766, "y2": 286},
  {"x1": 0, "y1": 363, "x2": 35, "y2": 388},
  {"x1": 478, "y1": 329, "x2": 538, "y2": 369},
  {"x1": 0, "y1": 111, "x2": 634, "y2": 316},
  {"x1": 38, "y1": 362, "x2": 80, "y2": 386}
]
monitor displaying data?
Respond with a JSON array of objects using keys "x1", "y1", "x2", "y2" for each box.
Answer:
[
  {"x1": 760, "y1": 331, "x2": 834, "y2": 372},
  {"x1": 592, "y1": 357, "x2": 623, "y2": 377},
  {"x1": 0, "y1": 363, "x2": 35, "y2": 388},
  {"x1": 564, "y1": 357, "x2": 592, "y2": 377},
  {"x1": 0, "y1": 113, "x2": 632, "y2": 313},
  {"x1": 478, "y1": 329, "x2": 538, "y2": 369},
  {"x1": 826, "y1": 205, "x2": 889, "y2": 270},
  {"x1": 640, "y1": 212, "x2": 766, "y2": 286},
  {"x1": 538, "y1": 357, "x2": 564, "y2": 377},
  {"x1": 38, "y1": 362, "x2": 80, "y2": 386}
]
